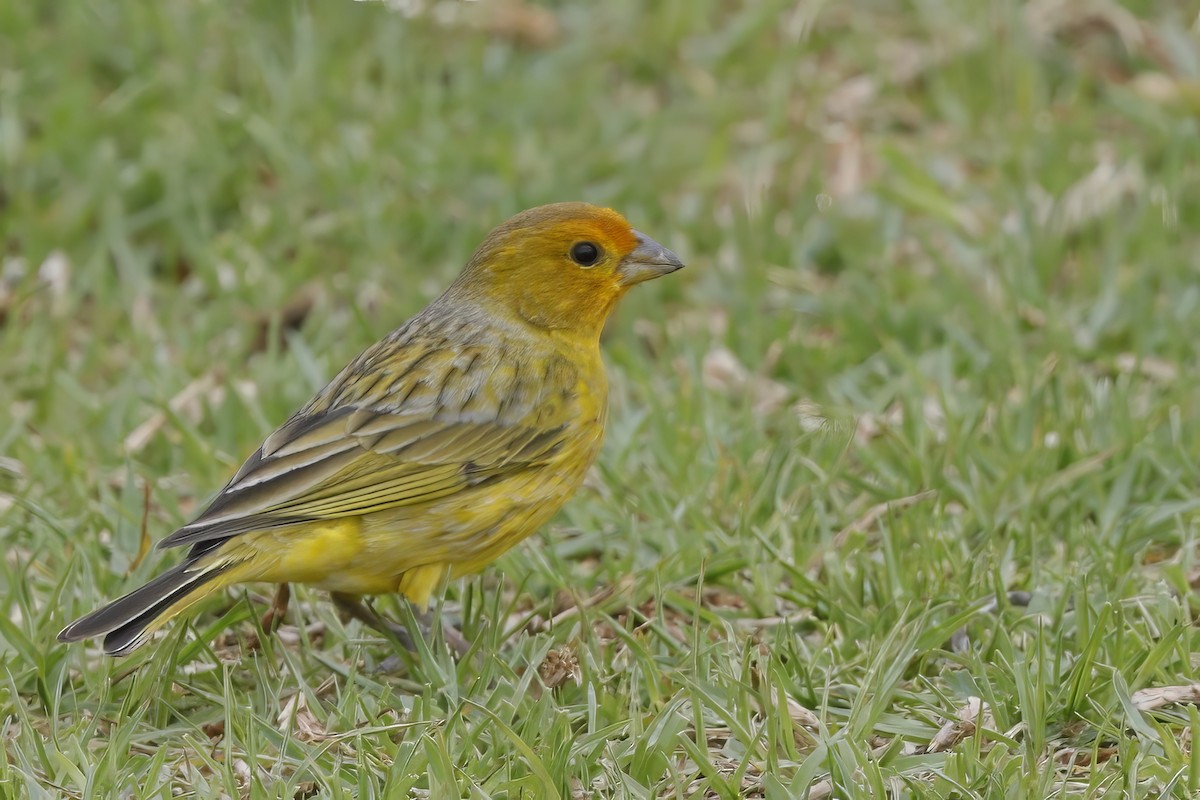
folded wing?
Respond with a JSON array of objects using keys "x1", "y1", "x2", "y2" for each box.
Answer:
[{"x1": 156, "y1": 404, "x2": 569, "y2": 550}]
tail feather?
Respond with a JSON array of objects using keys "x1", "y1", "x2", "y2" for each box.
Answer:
[{"x1": 58, "y1": 561, "x2": 233, "y2": 656}]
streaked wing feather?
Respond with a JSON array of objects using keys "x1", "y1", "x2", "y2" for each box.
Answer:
[
  {"x1": 266, "y1": 412, "x2": 356, "y2": 458},
  {"x1": 276, "y1": 460, "x2": 466, "y2": 517},
  {"x1": 370, "y1": 420, "x2": 449, "y2": 454},
  {"x1": 231, "y1": 437, "x2": 360, "y2": 489},
  {"x1": 176, "y1": 446, "x2": 365, "y2": 530},
  {"x1": 158, "y1": 406, "x2": 569, "y2": 550}
]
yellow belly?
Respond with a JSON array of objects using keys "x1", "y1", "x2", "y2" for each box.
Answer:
[{"x1": 226, "y1": 442, "x2": 596, "y2": 607}]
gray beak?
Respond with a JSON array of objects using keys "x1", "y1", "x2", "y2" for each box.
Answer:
[{"x1": 618, "y1": 231, "x2": 685, "y2": 287}]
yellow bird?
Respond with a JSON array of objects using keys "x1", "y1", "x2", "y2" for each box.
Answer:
[{"x1": 58, "y1": 202, "x2": 684, "y2": 656}]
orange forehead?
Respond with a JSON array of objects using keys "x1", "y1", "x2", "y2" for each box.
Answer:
[
  {"x1": 576, "y1": 206, "x2": 640, "y2": 254},
  {"x1": 499, "y1": 202, "x2": 640, "y2": 256}
]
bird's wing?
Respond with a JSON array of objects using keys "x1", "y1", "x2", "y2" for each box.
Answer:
[{"x1": 157, "y1": 339, "x2": 578, "y2": 550}]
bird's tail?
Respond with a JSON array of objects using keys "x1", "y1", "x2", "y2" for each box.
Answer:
[{"x1": 57, "y1": 559, "x2": 236, "y2": 656}]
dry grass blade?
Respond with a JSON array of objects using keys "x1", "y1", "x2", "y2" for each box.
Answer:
[
  {"x1": 122, "y1": 368, "x2": 225, "y2": 455},
  {"x1": 702, "y1": 346, "x2": 789, "y2": 415},
  {"x1": 1131, "y1": 684, "x2": 1200, "y2": 712},
  {"x1": 835, "y1": 490, "x2": 939, "y2": 542},
  {"x1": 533, "y1": 575, "x2": 637, "y2": 633},
  {"x1": 1047, "y1": 154, "x2": 1144, "y2": 233},
  {"x1": 750, "y1": 667, "x2": 821, "y2": 750},
  {"x1": 808, "y1": 490, "x2": 938, "y2": 572},
  {"x1": 783, "y1": 696, "x2": 821, "y2": 749},
  {"x1": 126, "y1": 480, "x2": 154, "y2": 573}
]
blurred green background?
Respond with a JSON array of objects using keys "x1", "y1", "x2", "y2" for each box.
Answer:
[{"x1": 3, "y1": 1, "x2": 1200, "y2": 797}]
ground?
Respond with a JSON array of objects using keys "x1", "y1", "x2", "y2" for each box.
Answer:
[{"x1": 3, "y1": 1, "x2": 1200, "y2": 797}]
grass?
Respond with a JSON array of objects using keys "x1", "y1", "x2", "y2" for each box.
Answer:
[{"x1": 2, "y1": 0, "x2": 1200, "y2": 796}]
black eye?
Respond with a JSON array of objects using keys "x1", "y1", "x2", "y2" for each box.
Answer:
[{"x1": 569, "y1": 241, "x2": 601, "y2": 267}]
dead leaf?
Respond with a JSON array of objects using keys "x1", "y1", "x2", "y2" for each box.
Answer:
[
  {"x1": 1023, "y1": 0, "x2": 1144, "y2": 52},
  {"x1": 684, "y1": 758, "x2": 764, "y2": 798},
  {"x1": 824, "y1": 128, "x2": 876, "y2": 200},
  {"x1": 927, "y1": 697, "x2": 995, "y2": 753},
  {"x1": 824, "y1": 75, "x2": 877, "y2": 124},
  {"x1": 808, "y1": 779, "x2": 834, "y2": 800},
  {"x1": 477, "y1": 0, "x2": 559, "y2": 47},
  {"x1": 854, "y1": 402, "x2": 904, "y2": 443},
  {"x1": 702, "y1": 346, "x2": 789, "y2": 414},
  {"x1": 781, "y1": 696, "x2": 822, "y2": 750},
  {"x1": 274, "y1": 622, "x2": 327, "y2": 648},
  {"x1": 1054, "y1": 745, "x2": 1119, "y2": 768},
  {"x1": 1132, "y1": 72, "x2": 1180, "y2": 104},
  {"x1": 399, "y1": 0, "x2": 560, "y2": 47},
  {"x1": 232, "y1": 758, "x2": 252, "y2": 787},
  {"x1": 1114, "y1": 352, "x2": 1177, "y2": 383},
  {"x1": 278, "y1": 690, "x2": 331, "y2": 742},
  {"x1": 248, "y1": 283, "x2": 320, "y2": 354},
  {"x1": 787, "y1": 698, "x2": 821, "y2": 732},
  {"x1": 701, "y1": 586, "x2": 747, "y2": 610}
]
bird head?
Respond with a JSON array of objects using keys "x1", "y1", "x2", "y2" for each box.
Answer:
[{"x1": 452, "y1": 202, "x2": 684, "y2": 340}]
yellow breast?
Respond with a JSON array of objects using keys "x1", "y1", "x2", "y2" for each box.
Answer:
[{"x1": 327, "y1": 344, "x2": 606, "y2": 603}]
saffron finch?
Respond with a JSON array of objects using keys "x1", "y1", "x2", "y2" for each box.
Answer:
[{"x1": 58, "y1": 202, "x2": 684, "y2": 656}]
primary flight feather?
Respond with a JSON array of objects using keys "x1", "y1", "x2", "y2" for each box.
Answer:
[{"x1": 58, "y1": 202, "x2": 684, "y2": 655}]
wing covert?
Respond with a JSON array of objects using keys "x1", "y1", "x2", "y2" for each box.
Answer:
[{"x1": 157, "y1": 404, "x2": 570, "y2": 550}]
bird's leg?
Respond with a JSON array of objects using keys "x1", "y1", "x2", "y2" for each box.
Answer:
[
  {"x1": 259, "y1": 583, "x2": 291, "y2": 633},
  {"x1": 330, "y1": 593, "x2": 471, "y2": 658},
  {"x1": 331, "y1": 592, "x2": 418, "y2": 651},
  {"x1": 415, "y1": 607, "x2": 472, "y2": 659}
]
